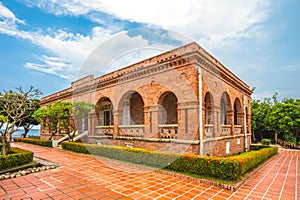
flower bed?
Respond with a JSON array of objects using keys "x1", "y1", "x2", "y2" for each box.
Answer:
[
  {"x1": 14, "y1": 138, "x2": 52, "y2": 147},
  {"x1": 62, "y1": 142, "x2": 278, "y2": 180},
  {"x1": 0, "y1": 147, "x2": 34, "y2": 170}
]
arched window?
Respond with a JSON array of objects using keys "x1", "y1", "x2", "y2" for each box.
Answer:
[
  {"x1": 220, "y1": 92, "x2": 231, "y2": 125},
  {"x1": 220, "y1": 98, "x2": 226, "y2": 125},
  {"x1": 120, "y1": 92, "x2": 144, "y2": 125},
  {"x1": 158, "y1": 92, "x2": 178, "y2": 124},
  {"x1": 97, "y1": 97, "x2": 113, "y2": 126},
  {"x1": 204, "y1": 92, "x2": 214, "y2": 124},
  {"x1": 234, "y1": 98, "x2": 242, "y2": 125}
]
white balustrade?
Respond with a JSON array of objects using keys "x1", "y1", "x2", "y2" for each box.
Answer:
[
  {"x1": 205, "y1": 124, "x2": 214, "y2": 138},
  {"x1": 118, "y1": 125, "x2": 145, "y2": 137},
  {"x1": 95, "y1": 126, "x2": 114, "y2": 136},
  {"x1": 158, "y1": 124, "x2": 178, "y2": 139}
]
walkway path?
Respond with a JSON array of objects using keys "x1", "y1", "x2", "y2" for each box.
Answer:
[{"x1": 0, "y1": 143, "x2": 299, "y2": 199}]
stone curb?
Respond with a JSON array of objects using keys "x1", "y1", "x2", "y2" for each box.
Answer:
[
  {"x1": 0, "y1": 165, "x2": 58, "y2": 180},
  {"x1": 0, "y1": 156, "x2": 59, "y2": 181}
]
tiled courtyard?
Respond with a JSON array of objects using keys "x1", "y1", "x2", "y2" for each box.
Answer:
[{"x1": 0, "y1": 143, "x2": 299, "y2": 200}]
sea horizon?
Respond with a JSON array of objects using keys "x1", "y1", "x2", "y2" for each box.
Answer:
[{"x1": 1, "y1": 129, "x2": 40, "y2": 138}]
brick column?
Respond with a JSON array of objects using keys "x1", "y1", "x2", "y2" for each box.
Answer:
[
  {"x1": 148, "y1": 105, "x2": 162, "y2": 138},
  {"x1": 178, "y1": 101, "x2": 198, "y2": 140},
  {"x1": 88, "y1": 110, "x2": 97, "y2": 136},
  {"x1": 228, "y1": 110, "x2": 235, "y2": 135},
  {"x1": 213, "y1": 106, "x2": 219, "y2": 137},
  {"x1": 113, "y1": 110, "x2": 121, "y2": 137}
]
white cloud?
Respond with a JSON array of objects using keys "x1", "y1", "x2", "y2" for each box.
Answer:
[
  {"x1": 20, "y1": 0, "x2": 270, "y2": 47},
  {"x1": 80, "y1": 30, "x2": 182, "y2": 77},
  {"x1": 0, "y1": 3, "x2": 114, "y2": 80},
  {"x1": 24, "y1": 55, "x2": 75, "y2": 80},
  {"x1": 0, "y1": 0, "x2": 271, "y2": 81},
  {"x1": 0, "y1": 2, "x2": 24, "y2": 24}
]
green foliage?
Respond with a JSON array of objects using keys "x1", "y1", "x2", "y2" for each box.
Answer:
[
  {"x1": 73, "y1": 101, "x2": 95, "y2": 120},
  {"x1": 62, "y1": 142, "x2": 278, "y2": 180},
  {"x1": 0, "y1": 115, "x2": 7, "y2": 123},
  {"x1": 252, "y1": 94, "x2": 300, "y2": 146},
  {"x1": 33, "y1": 100, "x2": 95, "y2": 141},
  {"x1": 33, "y1": 100, "x2": 73, "y2": 139},
  {"x1": 284, "y1": 132, "x2": 296, "y2": 143},
  {"x1": 14, "y1": 138, "x2": 52, "y2": 147},
  {"x1": 0, "y1": 147, "x2": 34, "y2": 170},
  {"x1": 234, "y1": 146, "x2": 278, "y2": 175},
  {"x1": 251, "y1": 98, "x2": 273, "y2": 133},
  {"x1": 250, "y1": 144, "x2": 270, "y2": 150},
  {"x1": 0, "y1": 87, "x2": 42, "y2": 155},
  {"x1": 261, "y1": 139, "x2": 271, "y2": 146}
]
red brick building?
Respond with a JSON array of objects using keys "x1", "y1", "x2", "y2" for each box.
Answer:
[{"x1": 40, "y1": 42, "x2": 252, "y2": 156}]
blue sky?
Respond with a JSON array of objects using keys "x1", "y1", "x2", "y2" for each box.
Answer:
[{"x1": 0, "y1": 0, "x2": 299, "y2": 100}]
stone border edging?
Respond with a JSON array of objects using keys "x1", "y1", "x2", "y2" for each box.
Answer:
[{"x1": 0, "y1": 157, "x2": 59, "y2": 180}]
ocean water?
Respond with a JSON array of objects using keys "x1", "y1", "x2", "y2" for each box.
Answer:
[{"x1": 1, "y1": 129, "x2": 40, "y2": 138}]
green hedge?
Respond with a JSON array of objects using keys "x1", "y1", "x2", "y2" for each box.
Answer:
[
  {"x1": 0, "y1": 147, "x2": 34, "y2": 170},
  {"x1": 250, "y1": 144, "x2": 270, "y2": 150},
  {"x1": 14, "y1": 138, "x2": 52, "y2": 147},
  {"x1": 261, "y1": 139, "x2": 271, "y2": 146},
  {"x1": 62, "y1": 142, "x2": 278, "y2": 180}
]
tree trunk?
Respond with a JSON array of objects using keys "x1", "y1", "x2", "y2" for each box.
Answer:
[
  {"x1": 23, "y1": 126, "x2": 30, "y2": 138},
  {"x1": 2, "y1": 135, "x2": 10, "y2": 155},
  {"x1": 274, "y1": 132, "x2": 278, "y2": 144},
  {"x1": 252, "y1": 130, "x2": 256, "y2": 142}
]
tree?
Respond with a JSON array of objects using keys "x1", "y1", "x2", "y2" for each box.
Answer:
[
  {"x1": 33, "y1": 100, "x2": 72, "y2": 140},
  {"x1": 33, "y1": 100, "x2": 95, "y2": 142},
  {"x1": 0, "y1": 87, "x2": 42, "y2": 155},
  {"x1": 251, "y1": 97, "x2": 272, "y2": 141},
  {"x1": 269, "y1": 98, "x2": 300, "y2": 146},
  {"x1": 19, "y1": 99, "x2": 40, "y2": 138},
  {"x1": 71, "y1": 101, "x2": 95, "y2": 141}
]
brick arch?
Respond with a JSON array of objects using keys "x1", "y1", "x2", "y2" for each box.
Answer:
[
  {"x1": 135, "y1": 83, "x2": 171, "y2": 106},
  {"x1": 96, "y1": 97, "x2": 114, "y2": 126},
  {"x1": 157, "y1": 91, "x2": 178, "y2": 124},
  {"x1": 233, "y1": 97, "x2": 242, "y2": 125},
  {"x1": 117, "y1": 90, "x2": 145, "y2": 125},
  {"x1": 136, "y1": 82, "x2": 197, "y2": 107},
  {"x1": 220, "y1": 92, "x2": 232, "y2": 125},
  {"x1": 204, "y1": 92, "x2": 214, "y2": 124}
]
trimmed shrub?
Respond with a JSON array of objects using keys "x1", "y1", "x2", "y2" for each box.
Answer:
[
  {"x1": 261, "y1": 139, "x2": 271, "y2": 146},
  {"x1": 250, "y1": 144, "x2": 270, "y2": 150},
  {"x1": 0, "y1": 147, "x2": 34, "y2": 170},
  {"x1": 14, "y1": 138, "x2": 52, "y2": 147},
  {"x1": 234, "y1": 146, "x2": 278, "y2": 175},
  {"x1": 62, "y1": 142, "x2": 278, "y2": 180}
]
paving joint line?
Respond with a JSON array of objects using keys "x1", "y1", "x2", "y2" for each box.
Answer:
[
  {"x1": 153, "y1": 179, "x2": 189, "y2": 199},
  {"x1": 229, "y1": 154, "x2": 284, "y2": 199},
  {"x1": 278, "y1": 154, "x2": 294, "y2": 199},
  {"x1": 209, "y1": 189, "x2": 224, "y2": 200},
  {"x1": 260, "y1": 154, "x2": 289, "y2": 199},
  {"x1": 191, "y1": 186, "x2": 213, "y2": 199},
  {"x1": 226, "y1": 154, "x2": 284, "y2": 199}
]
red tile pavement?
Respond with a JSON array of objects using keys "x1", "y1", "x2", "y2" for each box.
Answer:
[{"x1": 0, "y1": 143, "x2": 298, "y2": 200}]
